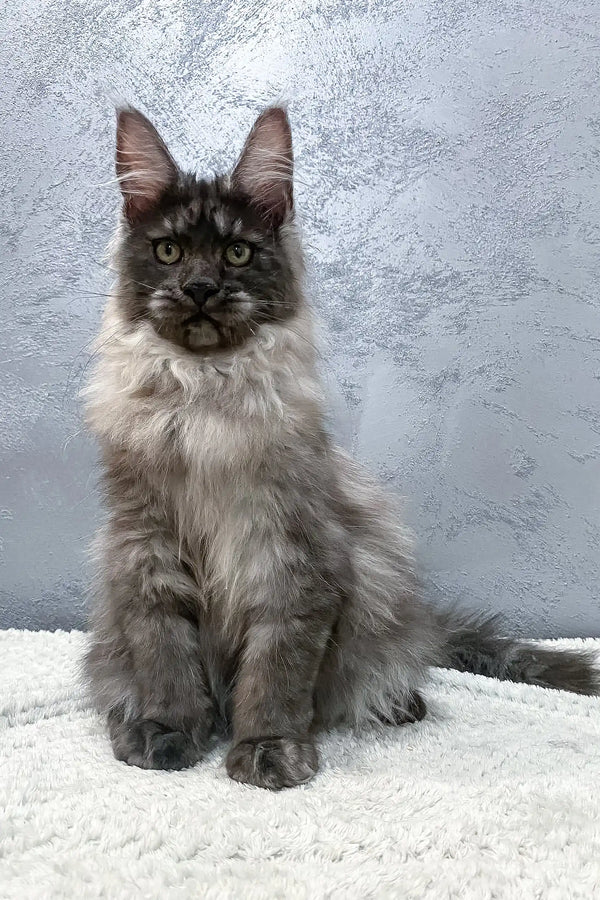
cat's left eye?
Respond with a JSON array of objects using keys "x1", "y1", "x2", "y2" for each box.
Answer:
[
  {"x1": 224, "y1": 241, "x2": 253, "y2": 267},
  {"x1": 153, "y1": 239, "x2": 182, "y2": 265}
]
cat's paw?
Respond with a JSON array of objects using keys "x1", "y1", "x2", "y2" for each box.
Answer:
[
  {"x1": 110, "y1": 718, "x2": 202, "y2": 771},
  {"x1": 226, "y1": 736, "x2": 318, "y2": 790},
  {"x1": 376, "y1": 691, "x2": 427, "y2": 726}
]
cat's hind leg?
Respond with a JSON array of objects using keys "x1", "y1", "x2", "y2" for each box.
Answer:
[
  {"x1": 375, "y1": 691, "x2": 427, "y2": 726},
  {"x1": 311, "y1": 576, "x2": 439, "y2": 731},
  {"x1": 313, "y1": 449, "x2": 442, "y2": 731}
]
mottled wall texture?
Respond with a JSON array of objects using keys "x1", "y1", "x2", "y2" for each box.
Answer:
[{"x1": 1, "y1": 0, "x2": 599, "y2": 635}]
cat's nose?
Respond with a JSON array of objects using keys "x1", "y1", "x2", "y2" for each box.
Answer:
[{"x1": 183, "y1": 279, "x2": 219, "y2": 308}]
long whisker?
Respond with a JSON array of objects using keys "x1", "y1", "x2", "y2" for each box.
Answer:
[
  {"x1": 63, "y1": 313, "x2": 146, "y2": 404},
  {"x1": 63, "y1": 325, "x2": 125, "y2": 405},
  {"x1": 250, "y1": 311, "x2": 321, "y2": 356},
  {"x1": 90, "y1": 258, "x2": 117, "y2": 277},
  {"x1": 72, "y1": 319, "x2": 142, "y2": 399},
  {"x1": 90, "y1": 259, "x2": 158, "y2": 295},
  {"x1": 61, "y1": 288, "x2": 117, "y2": 308}
]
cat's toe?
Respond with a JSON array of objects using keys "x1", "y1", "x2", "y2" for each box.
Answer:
[
  {"x1": 144, "y1": 730, "x2": 199, "y2": 770},
  {"x1": 226, "y1": 736, "x2": 318, "y2": 790},
  {"x1": 110, "y1": 718, "x2": 201, "y2": 770}
]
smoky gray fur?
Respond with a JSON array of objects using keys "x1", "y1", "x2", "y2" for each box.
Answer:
[{"x1": 84, "y1": 106, "x2": 598, "y2": 789}]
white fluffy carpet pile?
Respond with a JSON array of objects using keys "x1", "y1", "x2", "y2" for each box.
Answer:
[{"x1": 1, "y1": 630, "x2": 599, "y2": 898}]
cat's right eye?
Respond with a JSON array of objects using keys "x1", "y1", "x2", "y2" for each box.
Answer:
[{"x1": 153, "y1": 239, "x2": 182, "y2": 265}]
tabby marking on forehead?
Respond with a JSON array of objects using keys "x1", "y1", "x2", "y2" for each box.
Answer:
[
  {"x1": 150, "y1": 199, "x2": 256, "y2": 242},
  {"x1": 211, "y1": 206, "x2": 228, "y2": 235},
  {"x1": 172, "y1": 208, "x2": 190, "y2": 234}
]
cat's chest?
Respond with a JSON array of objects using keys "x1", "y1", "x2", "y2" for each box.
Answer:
[
  {"x1": 144, "y1": 372, "x2": 290, "y2": 490},
  {"x1": 91, "y1": 335, "x2": 314, "y2": 494},
  {"x1": 177, "y1": 401, "x2": 270, "y2": 476}
]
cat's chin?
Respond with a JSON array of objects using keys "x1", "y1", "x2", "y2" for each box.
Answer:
[
  {"x1": 155, "y1": 319, "x2": 253, "y2": 355},
  {"x1": 151, "y1": 316, "x2": 225, "y2": 352},
  {"x1": 185, "y1": 321, "x2": 222, "y2": 351}
]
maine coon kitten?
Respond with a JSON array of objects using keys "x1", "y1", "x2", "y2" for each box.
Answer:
[{"x1": 84, "y1": 106, "x2": 598, "y2": 789}]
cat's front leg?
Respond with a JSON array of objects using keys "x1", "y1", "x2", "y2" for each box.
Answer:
[
  {"x1": 109, "y1": 607, "x2": 214, "y2": 770},
  {"x1": 226, "y1": 609, "x2": 337, "y2": 790},
  {"x1": 86, "y1": 514, "x2": 214, "y2": 771}
]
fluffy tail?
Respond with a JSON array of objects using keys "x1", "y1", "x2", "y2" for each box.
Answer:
[{"x1": 435, "y1": 607, "x2": 599, "y2": 695}]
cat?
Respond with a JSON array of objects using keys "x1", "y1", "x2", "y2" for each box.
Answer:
[{"x1": 83, "y1": 105, "x2": 598, "y2": 790}]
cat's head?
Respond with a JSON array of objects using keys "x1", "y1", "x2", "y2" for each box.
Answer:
[{"x1": 112, "y1": 106, "x2": 302, "y2": 352}]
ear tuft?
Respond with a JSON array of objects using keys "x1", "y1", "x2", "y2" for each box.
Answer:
[
  {"x1": 116, "y1": 107, "x2": 178, "y2": 222},
  {"x1": 231, "y1": 107, "x2": 294, "y2": 227}
]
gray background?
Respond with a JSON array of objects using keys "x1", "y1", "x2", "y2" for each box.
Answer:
[{"x1": 1, "y1": 0, "x2": 599, "y2": 635}]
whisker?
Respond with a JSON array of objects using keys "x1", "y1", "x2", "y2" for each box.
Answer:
[
  {"x1": 249, "y1": 312, "x2": 321, "y2": 356},
  {"x1": 63, "y1": 312, "x2": 147, "y2": 405},
  {"x1": 89, "y1": 259, "x2": 157, "y2": 295},
  {"x1": 67, "y1": 289, "x2": 115, "y2": 299},
  {"x1": 63, "y1": 326, "x2": 124, "y2": 404}
]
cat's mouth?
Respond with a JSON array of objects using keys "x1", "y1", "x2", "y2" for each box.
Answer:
[{"x1": 184, "y1": 311, "x2": 221, "y2": 332}]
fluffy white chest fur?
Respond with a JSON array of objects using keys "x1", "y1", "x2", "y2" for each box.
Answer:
[
  {"x1": 84, "y1": 297, "x2": 329, "y2": 619},
  {"x1": 86, "y1": 298, "x2": 322, "y2": 457}
]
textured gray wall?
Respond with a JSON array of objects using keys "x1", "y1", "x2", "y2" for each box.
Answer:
[{"x1": 1, "y1": 0, "x2": 599, "y2": 635}]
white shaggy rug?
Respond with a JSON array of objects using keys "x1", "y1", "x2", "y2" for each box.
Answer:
[{"x1": 1, "y1": 630, "x2": 600, "y2": 899}]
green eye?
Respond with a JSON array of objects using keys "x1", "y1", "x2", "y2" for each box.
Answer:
[
  {"x1": 154, "y1": 239, "x2": 182, "y2": 265},
  {"x1": 224, "y1": 241, "x2": 252, "y2": 267}
]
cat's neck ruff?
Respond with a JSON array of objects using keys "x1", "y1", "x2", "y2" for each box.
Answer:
[{"x1": 84, "y1": 292, "x2": 325, "y2": 450}]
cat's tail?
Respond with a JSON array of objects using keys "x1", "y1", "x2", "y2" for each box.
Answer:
[{"x1": 434, "y1": 606, "x2": 600, "y2": 695}]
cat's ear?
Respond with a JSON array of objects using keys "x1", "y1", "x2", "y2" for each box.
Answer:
[
  {"x1": 231, "y1": 107, "x2": 294, "y2": 227},
  {"x1": 116, "y1": 107, "x2": 178, "y2": 222}
]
